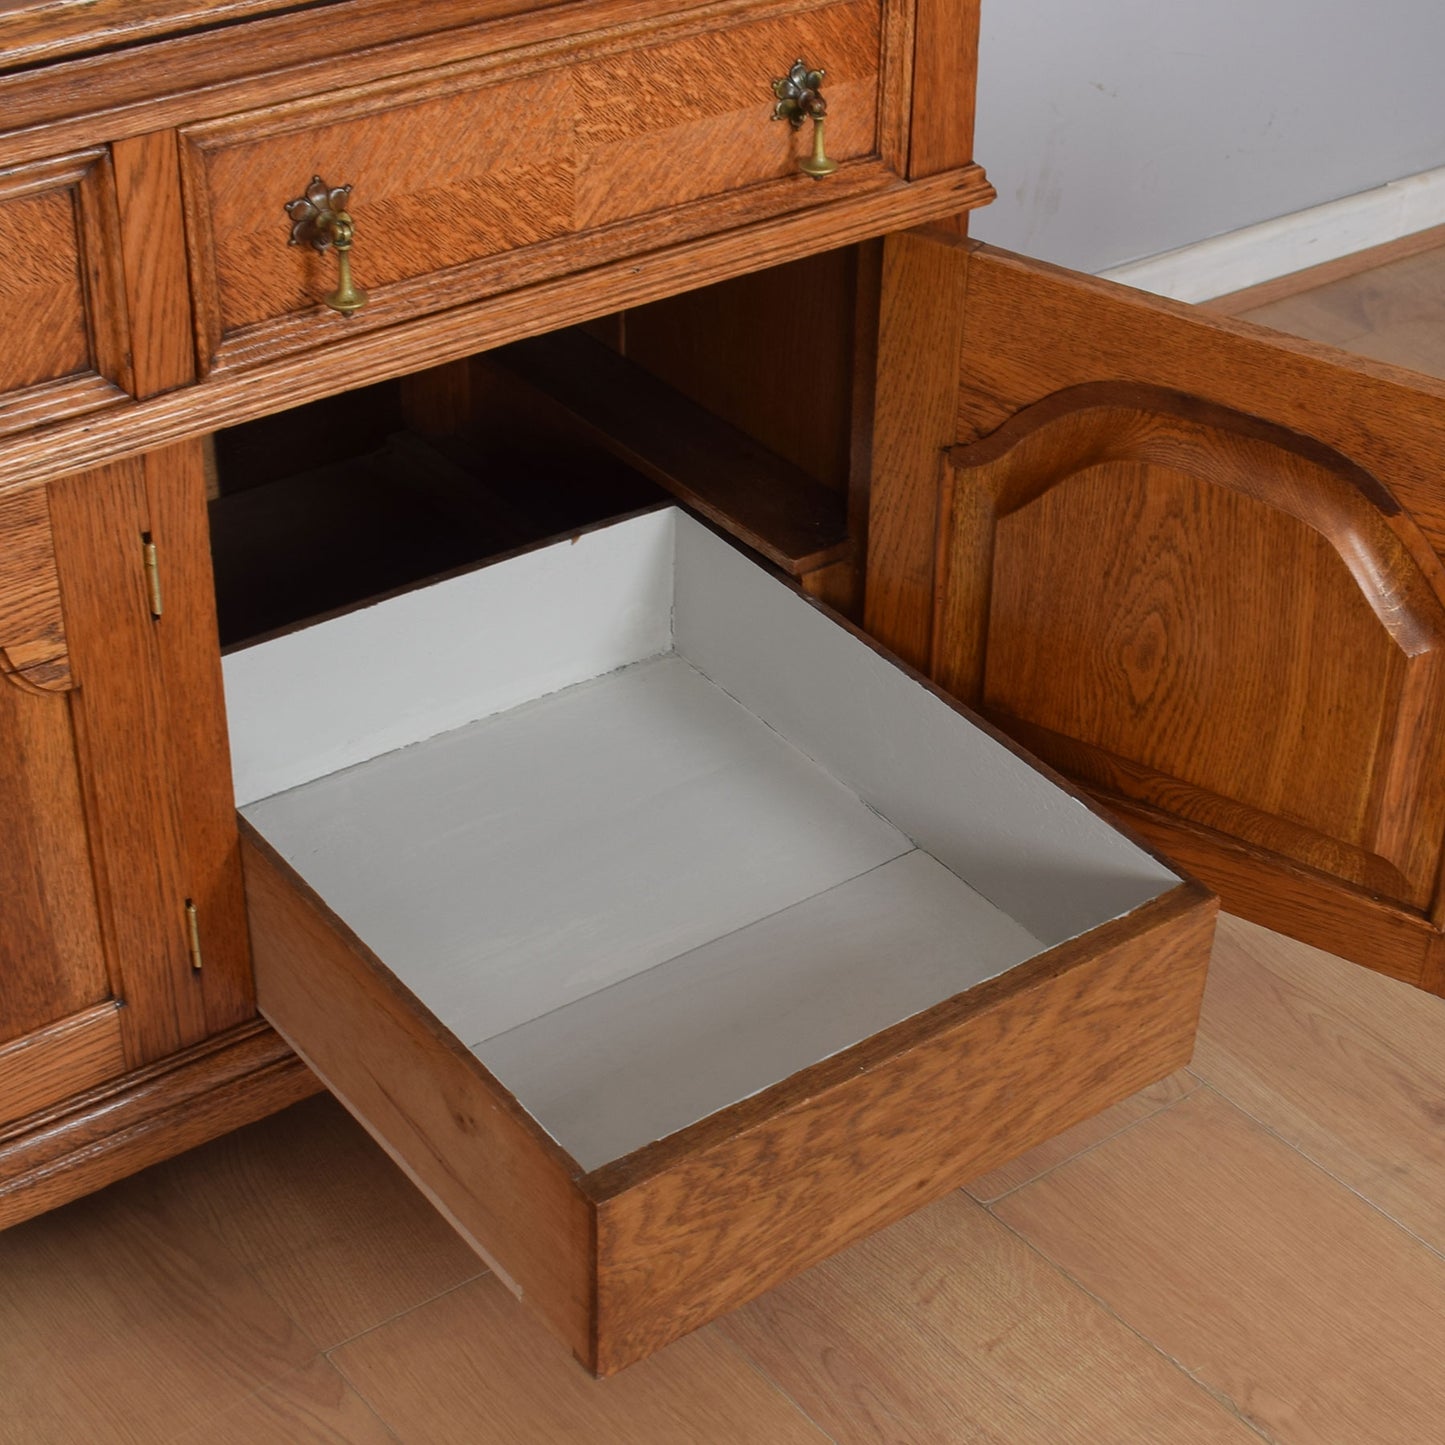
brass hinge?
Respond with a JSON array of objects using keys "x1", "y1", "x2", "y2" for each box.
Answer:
[
  {"x1": 184, "y1": 899, "x2": 203, "y2": 971},
  {"x1": 142, "y1": 532, "x2": 162, "y2": 618}
]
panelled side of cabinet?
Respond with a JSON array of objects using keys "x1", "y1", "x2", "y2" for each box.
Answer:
[
  {"x1": 915, "y1": 238, "x2": 1445, "y2": 995},
  {"x1": 0, "y1": 449, "x2": 310, "y2": 1220},
  {"x1": 0, "y1": 487, "x2": 122, "y2": 1122}
]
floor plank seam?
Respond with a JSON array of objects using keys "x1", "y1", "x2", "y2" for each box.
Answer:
[
  {"x1": 966, "y1": 1077, "x2": 1201, "y2": 1204},
  {"x1": 319, "y1": 1268, "x2": 491, "y2": 1355},
  {"x1": 980, "y1": 1200, "x2": 1281, "y2": 1444},
  {"x1": 717, "y1": 1329, "x2": 843, "y2": 1445},
  {"x1": 161, "y1": 1353, "x2": 403, "y2": 1445},
  {"x1": 320, "y1": 1353, "x2": 413, "y2": 1444},
  {"x1": 1189, "y1": 1079, "x2": 1445, "y2": 1268}
]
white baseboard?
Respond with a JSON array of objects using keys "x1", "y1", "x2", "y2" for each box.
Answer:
[{"x1": 1097, "y1": 165, "x2": 1445, "y2": 303}]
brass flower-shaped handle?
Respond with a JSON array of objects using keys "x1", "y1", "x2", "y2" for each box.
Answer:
[
  {"x1": 771, "y1": 59, "x2": 838, "y2": 179},
  {"x1": 285, "y1": 175, "x2": 368, "y2": 315}
]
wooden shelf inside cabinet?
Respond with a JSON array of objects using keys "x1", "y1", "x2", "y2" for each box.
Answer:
[{"x1": 488, "y1": 331, "x2": 852, "y2": 579}]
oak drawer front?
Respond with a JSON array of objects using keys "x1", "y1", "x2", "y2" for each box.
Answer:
[
  {"x1": 227, "y1": 509, "x2": 1215, "y2": 1373},
  {"x1": 179, "y1": 0, "x2": 890, "y2": 374},
  {"x1": 0, "y1": 152, "x2": 131, "y2": 435}
]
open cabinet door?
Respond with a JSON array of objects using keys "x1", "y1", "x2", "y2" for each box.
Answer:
[{"x1": 869, "y1": 233, "x2": 1445, "y2": 995}]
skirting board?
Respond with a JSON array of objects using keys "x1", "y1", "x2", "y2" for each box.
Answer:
[{"x1": 1099, "y1": 164, "x2": 1445, "y2": 303}]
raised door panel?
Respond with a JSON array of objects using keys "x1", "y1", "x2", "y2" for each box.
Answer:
[
  {"x1": 883, "y1": 237, "x2": 1445, "y2": 994},
  {"x1": 940, "y1": 389, "x2": 1445, "y2": 915},
  {"x1": 0, "y1": 449, "x2": 254, "y2": 1133},
  {"x1": 0, "y1": 151, "x2": 132, "y2": 435},
  {"x1": 0, "y1": 487, "x2": 124, "y2": 1121}
]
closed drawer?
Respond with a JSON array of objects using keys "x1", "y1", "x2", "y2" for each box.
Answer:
[
  {"x1": 227, "y1": 507, "x2": 1216, "y2": 1374},
  {"x1": 179, "y1": 0, "x2": 894, "y2": 375},
  {"x1": 0, "y1": 151, "x2": 131, "y2": 436}
]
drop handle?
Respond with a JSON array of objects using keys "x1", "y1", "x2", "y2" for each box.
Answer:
[
  {"x1": 285, "y1": 175, "x2": 369, "y2": 315},
  {"x1": 771, "y1": 58, "x2": 838, "y2": 179}
]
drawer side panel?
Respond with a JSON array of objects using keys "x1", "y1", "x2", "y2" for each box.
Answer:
[
  {"x1": 241, "y1": 824, "x2": 596, "y2": 1362},
  {"x1": 590, "y1": 882, "x2": 1215, "y2": 1374}
]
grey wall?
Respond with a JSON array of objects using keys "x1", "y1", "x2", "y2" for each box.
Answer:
[{"x1": 970, "y1": 1, "x2": 1445, "y2": 273}]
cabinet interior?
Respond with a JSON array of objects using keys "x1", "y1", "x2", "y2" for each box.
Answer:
[
  {"x1": 206, "y1": 247, "x2": 872, "y2": 649},
  {"x1": 211, "y1": 240, "x2": 1187, "y2": 1169}
]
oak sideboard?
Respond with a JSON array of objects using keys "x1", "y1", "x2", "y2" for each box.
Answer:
[{"x1": 3, "y1": 0, "x2": 1443, "y2": 1374}]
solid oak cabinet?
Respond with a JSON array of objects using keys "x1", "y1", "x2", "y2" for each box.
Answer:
[{"x1": 0, "y1": 0, "x2": 1440, "y2": 1374}]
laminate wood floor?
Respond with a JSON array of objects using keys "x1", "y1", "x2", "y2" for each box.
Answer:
[
  {"x1": 4, "y1": 910, "x2": 1445, "y2": 1443},
  {"x1": 1233, "y1": 239, "x2": 1445, "y2": 379}
]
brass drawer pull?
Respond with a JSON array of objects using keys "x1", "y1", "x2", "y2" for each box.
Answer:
[
  {"x1": 285, "y1": 175, "x2": 369, "y2": 315},
  {"x1": 771, "y1": 58, "x2": 837, "y2": 179}
]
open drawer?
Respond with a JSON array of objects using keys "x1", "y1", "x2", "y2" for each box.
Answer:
[{"x1": 227, "y1": 506, "x2": 1216, "y2": 1374}]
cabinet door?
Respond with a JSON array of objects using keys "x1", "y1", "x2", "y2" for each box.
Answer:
[
  {"x1": 867, "y1": 234, "x2": 1445, "y2": 994},
  {"x1": 0, "y1": 444, "x2": 252, "y2": 1127}
]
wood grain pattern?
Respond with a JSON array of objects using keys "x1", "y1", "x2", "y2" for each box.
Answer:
[
  {"x1": 330, "y1": 1273, "x2": 830, "y2": 1442},
  {"x1": 0, "y1": 0, "x2": 314, "y2": 70},
  {"x1": 180, "y1": 0, "x2": 886, "y2": 370},
  {"x1": 49, "y1": 460, "x2": 208, "y2": 1065},
  {"x1": 0, "y1": 486, "x2": 71, "y2": 689},
  {"x1": 0, "y1": 374, "x2": 128, "y2": 441},
  {"x1": 1233, "y1": 238, "x2": 1445, "y2": 386},
  {"x1": 954, "y1": 244, "x2": 1445, "y2": 579},
  {"x1": 622, "y1": 247, "x2": 860, "y2": 498},
  {"x1": 964, "y1": 1066, "x2": 1197, "y2": 1202},
  {"x1": 0, "y1": 158, "x2": 92, "y2": 395},
  {"x1": 113, "y1": 130, "x2": 197, "y2": 398},
  {"x1": 720, "y1": 1191, "x2": 1259, "y2": 1443},
  {"x1": 940, "y1": 243, "x2": 1445, "y2": 990},
  {"x1": 1194, "y1": 913, "x2": 1445, "y2": 1254},
  {"x1": 0, "y1": 166, "x2": 990, "y2": 499},
  {"x1": 862, "y1": 225, "x2": 969, "y2": 667},
  {"x1": 939, "y1": 385, "x2": 1445, "y2": 911},
  {"x1": 907, "y1": 0, "x2": 978, "y2": 178},
  {"x1": 995, "y1": 1088, "x2": 1445, "y2": 1445},
  {"x1": 1101, "y1": 793, "x2": 1442, "y2": 993},
  {"x1": 0, "y1": 1019, "x2": 318, "y2": 1230},
  {"x1": 0, "y1": 0, "x2": 675, "y2": 150},
  {"x1": 491, "y1": 330, "x2": 850, "y2": 574},
  {"x1": 171, "y1": 1355, "x2": 399, "y2": 1445},
  {"x1": 143, "y1": 440, "x2": 255, "y2": 1037},
  {"x1": 799, "y1": 555, "x2": 860, "y2": 613},
  {"x1": 202, "y1": 158, "x2": 938, "y2": 379},
  {"x1": 0, "y1": 151, "x2": 131, "y2": 431},
  {"x1": 0, "y1": 1005, "x2": 124, "y2": 1128},
  {"x1": 157, "y1": 1093, "x2": 483, "y2": 1351},
  {"x1": 571, "y1": 4, "x2": 881, "y2": 226},
  {"x1": 1208, "y1": 223, "x2": 1445, "y2": 318},
  {"x1": 9, "y1": 914, "x2": 1445, "y2": 1437},
  {"x1": 587, "y1": 883, "x2": 1215, "y2": 1374},
  {"x1": 71, "y1": 140, "x2": 135, "y2": 398},
  {"x1": 0, "y1": 611, "x2": 110, "y2": 1050},
  {"x1": 241, "y1": 824, "x2": 597, "y2": 1365},
  {"x1": 0, "y1": 1133, "x2": 319, "y2": 1443}
]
